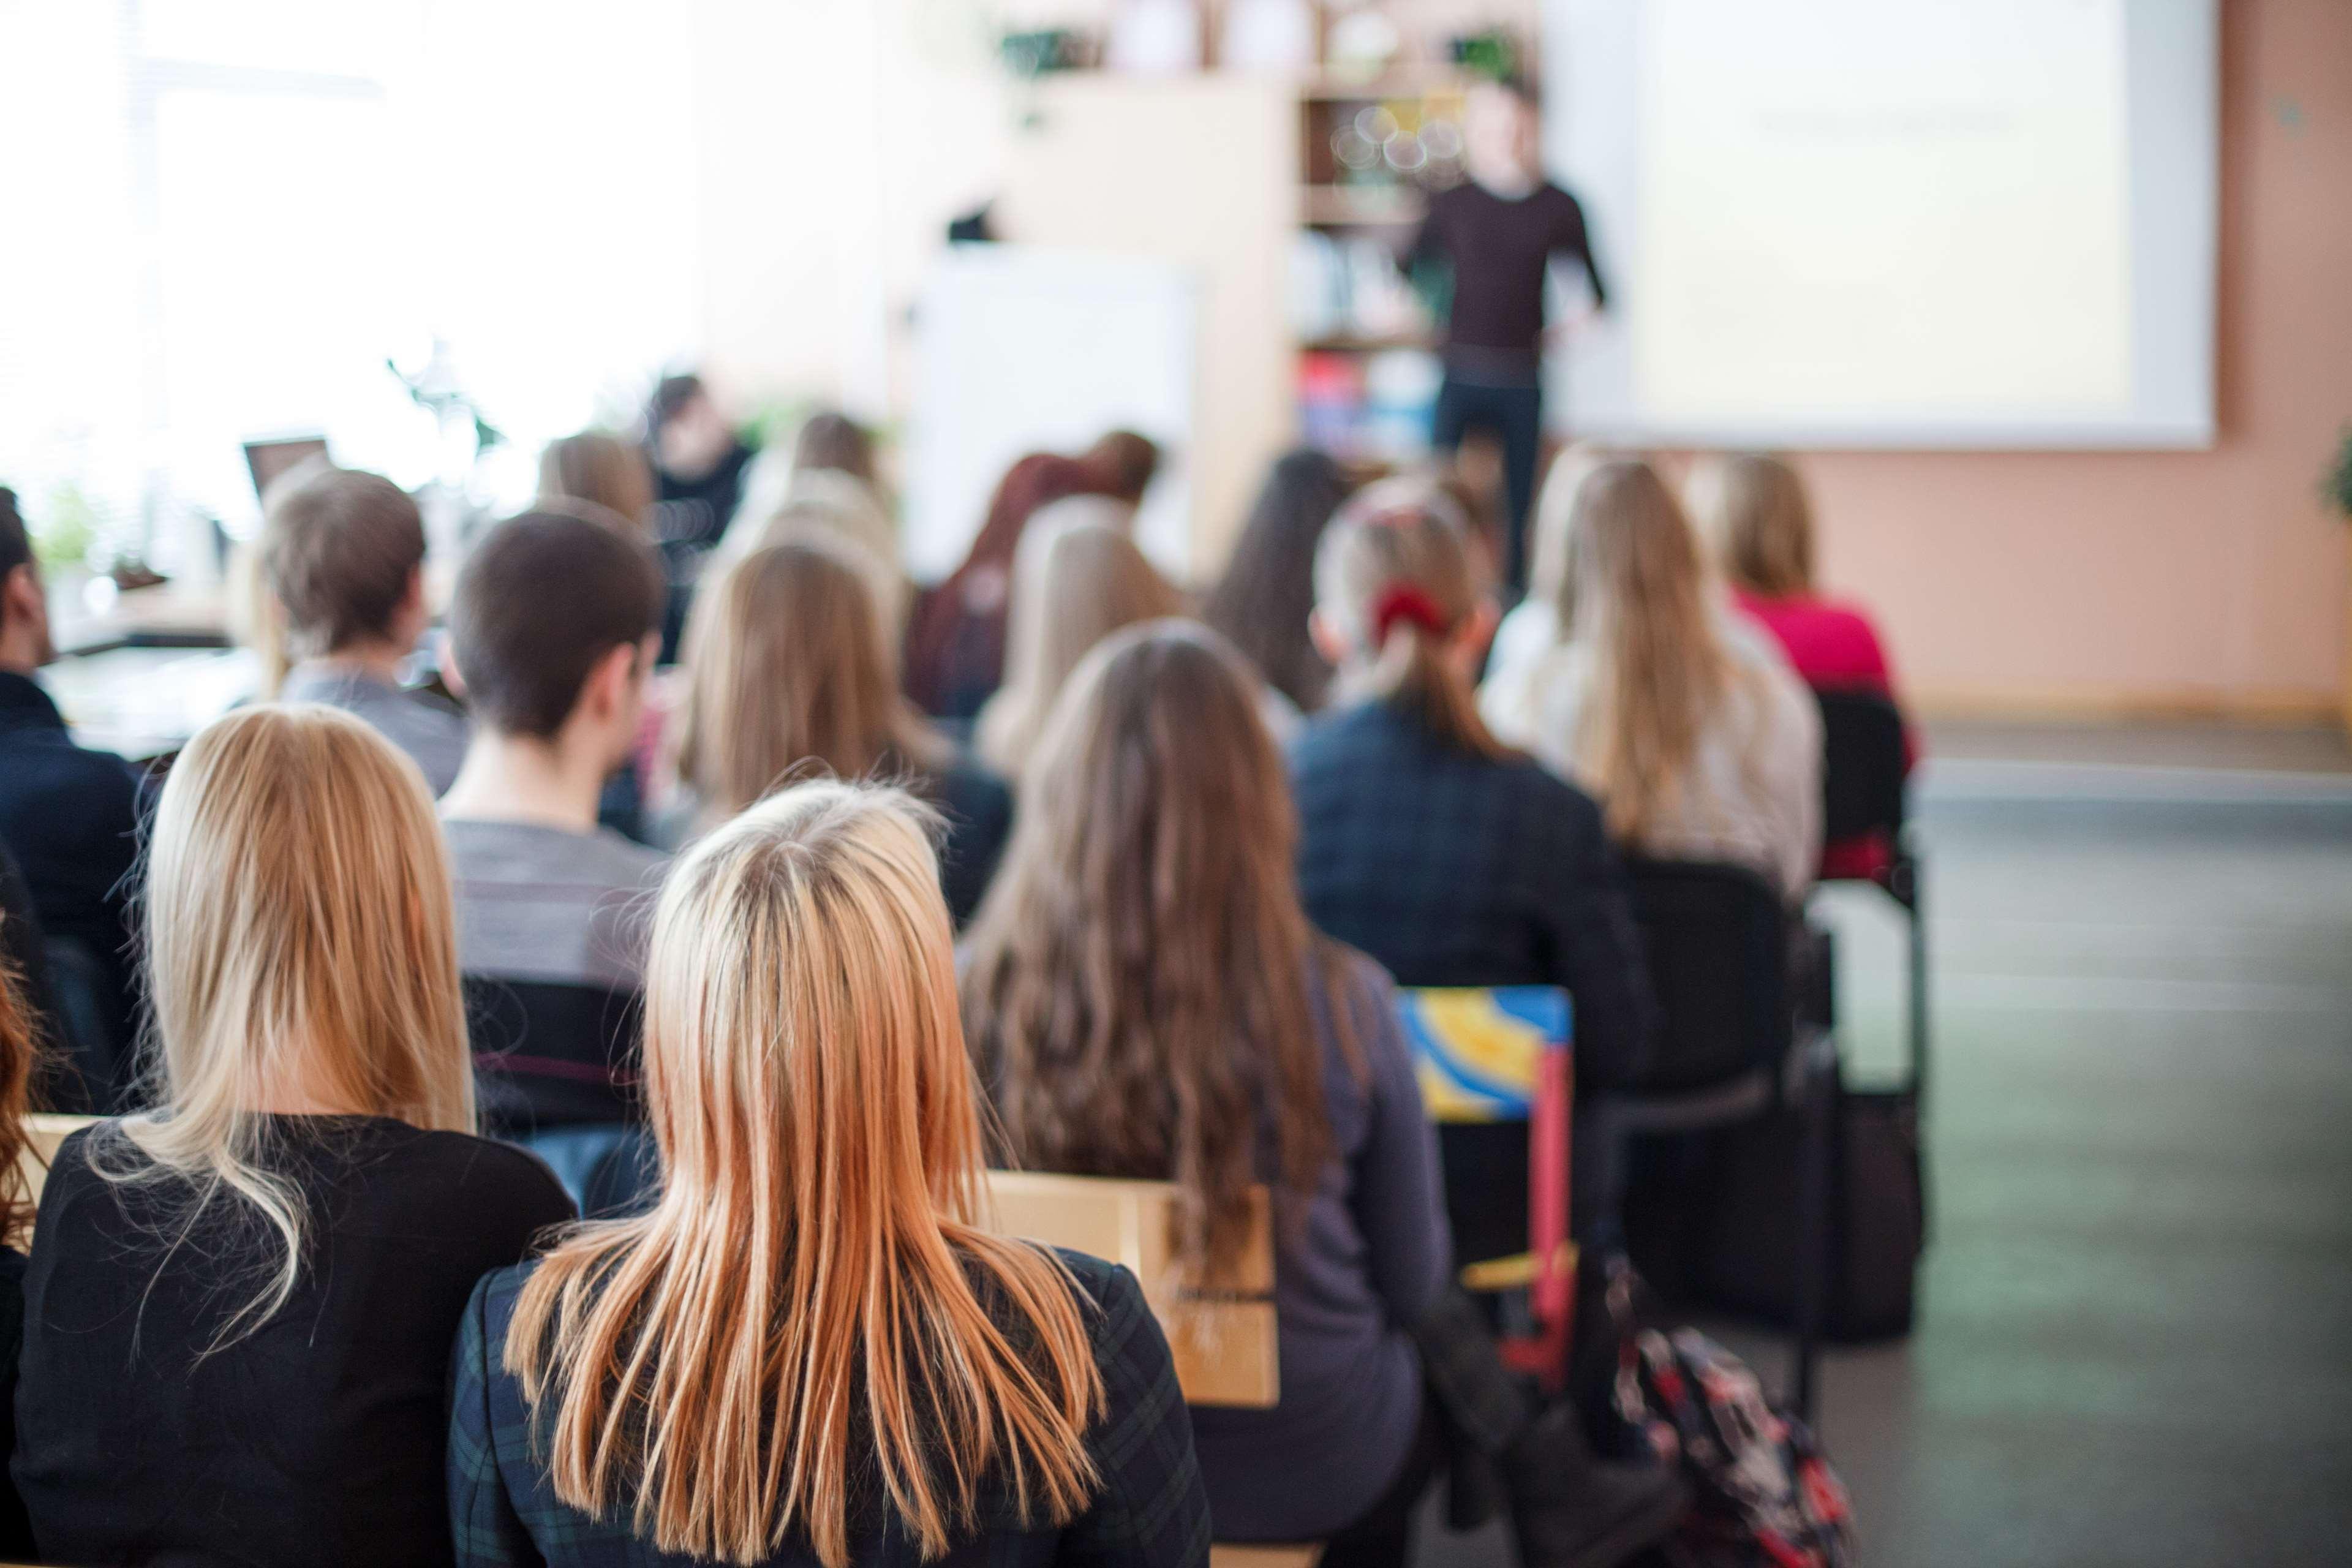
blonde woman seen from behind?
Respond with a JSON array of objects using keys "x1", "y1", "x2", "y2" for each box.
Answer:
[
  {"x1": 451, "y1": 780, "x2": 1210, "y2": 1568},
  {"x1": 1479, "y1": 458, "x2": 1822, "y2": 899},
  {"x1": 975, "y1": 516, "x2": 1186, "y2": 778},
  {"x1": 666, "y1": 540, "x2": 1012, "y2": 923},
  {"x1": 538, "y1": 430, "x2": 658, "y2": 537},
  {"x1": 14, "y1": 704, "x2": 575, "y2": 1568}
]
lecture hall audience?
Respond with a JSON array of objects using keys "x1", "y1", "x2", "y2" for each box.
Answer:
[
  {"x1": 537, "y1": 429, "x2": 658, "y2": 538},
  {"x1": 263, "y1": 462, "x2": 471, "y2": 794},
  {"x1": 1480, "y1": 458, "x2": 1824, "y2": 900},
  {"x1": 12, "y1": 705, "x2": 574, "y2": 1568},
  {"x1": 448, "y1": 780, "x2": 1209, "y2": 1568},
  {"x1": 0, "y1": 488, "x2": 143, "y2": 1105},
  {"x1": 963, "y1": 622, "x2": 1684, "y2": 1567},
  {"x1": 665, "y1": 540, "x2": 1012, "y2": 924},
  {"x1": 976, "y1": 512, "x2": 1186, "y2": 777}
]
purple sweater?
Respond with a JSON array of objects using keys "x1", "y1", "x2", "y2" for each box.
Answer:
[{"x1": 1188, "y1": 946, "x2": 1452, "y2": 1541}]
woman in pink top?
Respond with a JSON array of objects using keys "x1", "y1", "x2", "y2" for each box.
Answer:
[{"x1": 1686, "y1": 452, "x2": 1915, "y2": 880}]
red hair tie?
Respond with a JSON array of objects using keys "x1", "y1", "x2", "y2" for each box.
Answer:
[{"x1": 1371, "y1": 583, "x2": 1450, "y2": 643}]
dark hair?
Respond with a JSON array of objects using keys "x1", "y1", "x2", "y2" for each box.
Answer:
[
  {"x1": 792, "y1": 411, "x2": 877, "y2": 488},
  {"x1": 260, "y1": 466, "x2": 426, "y2": 655},
  {"x1": 0, "y1": 488, "x2": 29, "y2": 579},
  {"x1": 450, "y1": 511, "x2": 665, "y2": 739},
  {"x1": 1202, "y1": 450, "x2": 1349, "y2": 712},
  {"x1": 647, "y1": 373, "x2": 706, "y2": 435},
  {"x1": 1080, "y1": 430, "x2": 1160, "y2": 505}
]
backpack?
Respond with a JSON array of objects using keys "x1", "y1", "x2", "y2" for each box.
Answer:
[{"x1": 1605, "y1": 1265, "x2": 1856, "y2": 1567}]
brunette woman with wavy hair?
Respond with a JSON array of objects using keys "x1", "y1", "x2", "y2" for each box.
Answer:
[
  {"x1": 963, "y1": 622, "x2": 1443, "y2": 1556},
  {"x1": 965, "y1": 624, "x2": 1682, "y2": 1568},
  {"x1": 451, "y1": 780, "x2": 1207, "y2": 1568}
]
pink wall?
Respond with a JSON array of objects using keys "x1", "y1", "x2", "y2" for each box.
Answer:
[{"x1": 1789, "y1": 0, "x2": 2352, "y2": 720}]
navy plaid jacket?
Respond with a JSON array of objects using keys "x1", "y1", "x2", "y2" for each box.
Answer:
[
  {"x1": 448, "y1": 1250, "x2": 1209, "y2": 1568},
  {"x1": 1289, "y1": 700, "x2": 1658, "y2": 1093}
]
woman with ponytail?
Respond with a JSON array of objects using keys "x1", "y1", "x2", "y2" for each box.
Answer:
[{"x1": 1289, "y1": 480, "x2": 1658, "y2": 1257}]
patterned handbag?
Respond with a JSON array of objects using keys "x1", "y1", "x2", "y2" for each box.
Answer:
[{"x1": 1605, "y1": 1265, "x2": 1856, "y2": 1567}]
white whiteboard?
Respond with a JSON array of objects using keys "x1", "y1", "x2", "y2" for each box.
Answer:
[
  {"x1": 908, "y1": 246, "x2": 1197, "y2": 582},
  {"x1": 1544, "y1": 0, "x2": 2218, "y2": 449}
]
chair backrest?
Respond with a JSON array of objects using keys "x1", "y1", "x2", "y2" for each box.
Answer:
[
  {"x1": 17, "y1": 1112, "x2": 101, "y2": 1221},
  {"x1": 1815, "y1": 689, "x2": 1908, "y2": 845},
  {"x1": 982, "y1": 1169, "x2": 1278, "y2": 1409},
  {"x1": 463, "y1": 978, "x2": 643, "y2": 1135},
  {"x1": 1623, "y1": 859, "x2": 1790, "y2": 1093},
  {"x1": 1392, "y1": 986, "x2": 1570, "y2": 1122}
]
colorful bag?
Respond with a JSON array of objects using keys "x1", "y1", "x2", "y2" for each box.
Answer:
[{"x1": 1607, "y1": 1267, "x2": 1856, "y2": 1567}]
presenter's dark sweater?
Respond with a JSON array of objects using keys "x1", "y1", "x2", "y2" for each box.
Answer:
[
  {"x1": 13, "y1": 1118, "x2": 575, "y2": 1568},
  {"x1": 1406, "y1": 181, "x2": 1607, "y2": 382}
]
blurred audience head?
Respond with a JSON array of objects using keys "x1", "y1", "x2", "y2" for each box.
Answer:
[
  {"x1": 538, "y1": 430, "x2": 657, "y2": 536},
  {"x1": 1686, "y1": 451, "x2": 1815, "y2": 600},
  {"x1": 506, "y1": 778, "x2": 1101, "y2": 1566},
  {"x1": 791, "y1": 409, "x2": 879, "y2": 489},
  {"x1": 1550, "y1": 458, "x2": 1729, "y2": 838},
  {"x1": 260, "y1": 464, "x2": 430, "y2": 661},
  {"x1": 1079, "y1": 429, "x2": 1161, "y2": 506},
  {"x1": 677, "y1": 539, "x2": 943, "y2": 825},
  {"x1": 1204, "y1": 450, "x2": 1350, "y2": 714},
  {"x1": 963, "y1": 622, "x2": 1333, "y2": 1287},
  {"x1": 976, "y1": 517, "x2": 1185, "y2": 778},
  {"x1": 1311, "y1": 476, "x2": 1506, "y2": 758},
  {"x1": 115, "y1": 703, "x2": 471, "y2": 1335},
  {"x1": 0, "y1": 487, "x2": 55, "y2": 671},
  {"x1": 1526, "y1": 441, "x2": 1617, "y2": 611},
  {"x1": 448, "y1": 510, "x2": 663, "y2": 760}
]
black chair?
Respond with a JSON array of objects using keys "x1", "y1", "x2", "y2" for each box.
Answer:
[
  {"x1": 462, "y1": 978, "x2": 644, "y2": 1135},
  {"x1": 1594, "y1": 858, "x2": 1836, "y2": 1421},
  {"x1": 1815, "y1": 689, "x2": 1928, "y2": 1106}
]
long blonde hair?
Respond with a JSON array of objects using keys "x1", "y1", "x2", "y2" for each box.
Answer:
[
  {"x1": 1526, "y1": 442, "x2": 1616, "y2": 612},
  {"x1": 675, "y1": 540, "x2": 948, "y2": 824},
  {"x1": 1314, "y1": 477, "x2": 1508, "y2": 760},
  {"x1": 507, "y1": 782, "x2": 1102, "y2": 1567},
  {"x1": 1550, "y1": 459, "x2": 1746, "y2": 842},
  {"x1": 975, "y1": 517, "x2": 1185, "y2": 778},
  {"x1": 964, "y1": 622, "x2": 1354, "y2": 1289},
  {"x1": 1685, "y1": 451, "x2": 1814, "y2": 599},
  {"x1": 92, "y1": 704, "x2": 473, "y2": 1341}
]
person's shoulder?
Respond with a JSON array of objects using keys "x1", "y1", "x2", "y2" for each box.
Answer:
[
  {"x1": 585, "y1": 825, "x2": 671, "y2": 883},
  {"x1": 1289, "y1": 701, "x2": 1388, "y2": 767},
  {"x1": 1046, "y1": 1248, "x2": 1154, "y2": 1351}
]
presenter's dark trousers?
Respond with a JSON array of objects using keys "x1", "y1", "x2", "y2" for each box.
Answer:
[{"x1": 1431, "y1": 375, "x2": 1543, "y2": 594}]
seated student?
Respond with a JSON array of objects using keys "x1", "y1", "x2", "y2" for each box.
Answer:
[
  {"x1": 439, "y1": 511, "x2": 669, "y2": 1125},
  {"x1": 1202, "y1": 449, "x2": 1351, "y2": 717},
  {"x1": 1291, "y1": 481, "x2": 1656, "y2": 1093},
  {"x1": 1686, "y1": 451, "x2": 1914, "y2": 877},
  {"x1": 12, "y1": 704, "x2": 575, "y2": 1568},
  {"x1": 713, "y1": 472, "x2": 907, "y2": 638},
  {"x1": 963, "y1": 624, "x2": 1681, "y2": 1568},
  {"x1": 1480, "y1": 459, "x2": 1823, "y2": 900},
  {"x1": 1289, "y1": 481, "x2": 1657, "y2": 1262},
  {"x1": 902, "y1": 451, "x2": 1120, "y2": 718},
  {"x1": 665, "y1": 540, "x2": 1011, "y2": 924},
  {"x1": 976, "y1": 514, "x2": 1186, "y2": 777},
  {"x1": 0, "y1": 965, "x2": 43, "y2": 1561},
  {"x1": 538, "y1": 429, "x2": 657, "y2": 537},
  {"x1": 264, "y1": 462, "x2": 470, "y2": 794},
  {"x1": 448, "y1": 780, "x2": 1208, "y2": 1568},
  {"x1": 0, "y1": 488, "x2": 142, "y2": 1105}
]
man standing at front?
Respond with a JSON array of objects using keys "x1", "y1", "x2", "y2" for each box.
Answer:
[{"x1": 1405, "y1": 76, "x2": 1608, "y2": 594}]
